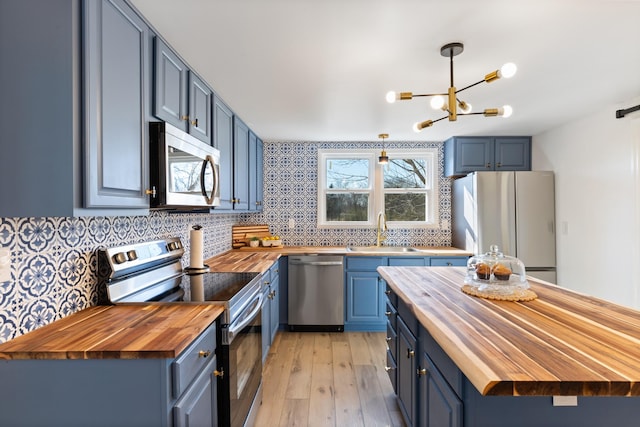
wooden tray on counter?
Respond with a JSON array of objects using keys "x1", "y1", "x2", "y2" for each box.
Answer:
[{"x1": 232, "y1": 224, "x2": 271, "y2": 248}]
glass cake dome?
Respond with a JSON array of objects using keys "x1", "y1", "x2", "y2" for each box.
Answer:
[{"x1": 464, "y1": 245, "x2": 529, "y2": 295}]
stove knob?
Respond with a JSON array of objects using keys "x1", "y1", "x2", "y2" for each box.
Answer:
[
  {"x1": 127, "y1": 250, "x2": 138, "y2": 261},
  {"x1": 113, "y1": 252, "x2": 128, "y2": 264}
]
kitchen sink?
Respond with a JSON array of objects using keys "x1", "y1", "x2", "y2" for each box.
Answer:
[{"x1": 346, "y1": 246, "x2": 420, "y2": 253}]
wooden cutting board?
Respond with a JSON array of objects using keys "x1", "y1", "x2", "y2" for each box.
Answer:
[{"x1": 232, "y1": 224, "x2": 271, "y2": 248}]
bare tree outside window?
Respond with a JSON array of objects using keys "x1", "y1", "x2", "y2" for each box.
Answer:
[{"x1": 326, "y1": 159, "x2": 369, "y2": 221}]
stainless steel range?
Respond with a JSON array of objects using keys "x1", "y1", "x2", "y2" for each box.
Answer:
[{"x1": 98, "y1": 238, "x2": 263, "y2": 427}]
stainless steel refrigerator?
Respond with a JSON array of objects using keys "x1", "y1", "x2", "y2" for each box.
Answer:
[{"x1": 452, "y1": 171, "x2": 557, "y2": 282}]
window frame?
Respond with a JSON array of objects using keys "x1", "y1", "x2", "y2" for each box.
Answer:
[{"x1": 318, "y1": 148, "x2": 439, "y2": 229}]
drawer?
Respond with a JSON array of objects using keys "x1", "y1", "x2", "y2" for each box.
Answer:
[
  {"x1": 172, "y1": 322, "x2": 216, "y2": 398},
  {"x1": 385, "y1": 300, "x2": 397, "y2": 331},
  {"x1": 269, "y1": 261, "x2": 280, "y2": 280},
  {"x1": 419, "y1": 325, "x2": 463, "y2": 398},
  {"x1": 388, "y1": 256, "x2": 428, "y2": 266},
  {"x1": 345, "y1": 256, "x2": 385, "y2": 270},
  {"x1": 386, "y1": 321, "x2": 397, "y2": 359},
  {"x1": 430, "y1": 257, "x2": 468, "y2": 267},
  {"x1": 384, "y1": 283, "x2": 397, "y2": 308},
  {"x1": 397, "y1": 298, "x2": 419, "y2": 338},
  {"x1": 386, "y1": 349, "x2": 397, "y2": 394}
]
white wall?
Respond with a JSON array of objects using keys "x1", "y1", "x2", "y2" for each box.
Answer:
[{"x1": 533, "y1": 98, "x2": 640, "y2": 309}]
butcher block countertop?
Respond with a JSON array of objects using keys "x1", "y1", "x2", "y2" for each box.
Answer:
[
  {"x1": 205, "y1": 250, "x2": 281, "y2": 273},
  {"x1": 235, "y1": 245, "x2": 471, "y2": 256},
  {"x1": 377, "y1": 266, "x2": 640, "y2": 397},
  {"x1": 0, "y1": 304, "x2": 223, "y2": 360}
]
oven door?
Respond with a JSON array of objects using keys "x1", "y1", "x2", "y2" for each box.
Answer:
[{"x1": 218, "y1": 293, "x2": 263, "y2": 427}]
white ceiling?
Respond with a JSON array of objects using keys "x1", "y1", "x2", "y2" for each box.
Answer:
[{"x1": 129, "y1": 0, "x2": 640, "y2": 142}]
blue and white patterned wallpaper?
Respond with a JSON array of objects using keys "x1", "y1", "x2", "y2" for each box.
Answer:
[
  {"x1": 0, "y1": 213, "x2": 239, "y2": 343},
  {"x1": 0, "y1": 140, "x2": 452, "y2": 343},
  {"x1": 244, "y1": 140, "x2": 452, "y2": 247}
]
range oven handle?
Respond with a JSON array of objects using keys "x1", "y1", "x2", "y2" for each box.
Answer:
[{"x1": 227, "y1": 291, "x2": 264, "y2": 342}]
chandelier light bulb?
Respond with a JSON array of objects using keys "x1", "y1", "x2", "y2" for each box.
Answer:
[
  {"x1": 500, "y1": 105, "x2": 513, "y2": 118},
  {"x1": 458, "y1": 101, "x2": 472, "y2": 113},
  {"x1": 386, "y1": 91, "x2": 397, "y2": 104},
  {"x1": 499, "y1": 63, "x2": 517, "y2": 79},
  {"x1": 430, "y1": 95, "x2": 445, "y2": 110}
]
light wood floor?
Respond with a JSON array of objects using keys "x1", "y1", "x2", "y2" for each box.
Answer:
[{"x1": 254, "y1": 331, "x2": 405, "y2": 427}]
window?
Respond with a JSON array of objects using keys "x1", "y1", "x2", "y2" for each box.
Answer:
[{"x1": 318, "y1": 149, "x2": 438, "y2": 228}]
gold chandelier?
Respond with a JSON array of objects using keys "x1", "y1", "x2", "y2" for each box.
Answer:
[{"x1": 386, "y1": 42, "x2": 517, "y2": 132}]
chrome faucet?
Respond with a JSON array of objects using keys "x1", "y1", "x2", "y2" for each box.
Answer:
[{"x1": 376, "y1": 211, "x2": 387, "y2": 247}]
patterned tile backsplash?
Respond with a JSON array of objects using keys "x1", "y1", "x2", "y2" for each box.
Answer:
[
  {"x1": 0, "y1": 140, "x2": 452, "y2": 343},
  {"x1": 251, "y1": 140, "x2": 453, "y2": 247}
]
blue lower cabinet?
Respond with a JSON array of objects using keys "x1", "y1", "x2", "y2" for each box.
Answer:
[
  {"x1": 419, "y1": 350, "x2": 462, "y2": 427},
  {"x1": 345, "y1": 270, "x2": 386, "y2": 331},
  {"x1": 397, "y1": 317, "x2": 418, "y2": 426}
]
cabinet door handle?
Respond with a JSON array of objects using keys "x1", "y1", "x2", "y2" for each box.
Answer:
[
  {"x1": 385, "y1": 337, "x2": 392, "y2": 342},
  {"x1": 384, "y1": 290, "x2": 391, "y2": 295},
  {"x1": 191, "y1": 118, "x2": 199, "y2": 127},
  {"x1": 407, "y1": 349, "x2": 415, "y2": 358},
  {"x1": 213, "y1": 369, "x2": 224, "y2": 378},
  {"x1": 181, "y1": 115, "x2": 189, "y2": 121},
  {"x1": 496, "y1": 162, "x2": 502, "y2": 168},
  {"x1": 486, "y1": 162, "x2": 491, "y2": 168},
  {"x1": 385, "y1": 311, "x2": 392, "y2": 317},
  {"x1": 417, "y1": 367, "x2": 428, "y2": 376},
  {"x1": 384, "y1": 366, "x2": 395, "y2": 372},
  {"x1": 447, "y1": 262, "x2": 453, "y2": 266},
  {"x1": 198, "y1": 350, "x2": 211, "y2": 358},
  {"x1": 145, "y1": 186, "x2": 157, "y2": 198}
]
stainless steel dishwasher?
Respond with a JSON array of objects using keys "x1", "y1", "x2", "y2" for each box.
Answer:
[{"x1": 288, "y1": 254, "x2": 344, "y2": 332}]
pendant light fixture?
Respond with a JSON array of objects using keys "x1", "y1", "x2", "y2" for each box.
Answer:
[
  {"x1": 378, "y1": 133, "x2": 389, "y2": 164},
  {"x1": 386, "y1": 42, "x2": 517, "y2": 132}
]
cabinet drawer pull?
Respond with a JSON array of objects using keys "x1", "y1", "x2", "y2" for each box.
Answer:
[
  {"x1": 214, "y1": 369, "x2": 224, "y2": 378},
  {"x1": 417, "y1": 367, "x2": 428, "y2": 376},
  {"x1": 486, "y1": 162, "x2": 491, "y2": 168},
  {"x1": 447, "y1": 262, "x2": 452, "y2": 266},
  {"x1": 198, "y1": 350, "x2": 211, "y2": 358},
  {"x1": 407, "y1": 349, "x2": 415, "y2": 358},
  {"x1": 384, "y1": 366, "x2": 395, "y2": 372},
  {"x1": 496, "y1": 162, "x2": 502, "y2": 168}
]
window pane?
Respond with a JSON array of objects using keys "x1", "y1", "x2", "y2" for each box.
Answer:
[
  {"x1": 326, "y1": 159, "x2": 369, "y2": 189},
  {"x1": 326, "y1": 193, "x2": 369, "y2": 221},
  {"x1": 384, "y1": 159, "x2": 427, "y2": 189},
  {"x1": 385, "y1": 193, "x2": 426, "y2": 221}
]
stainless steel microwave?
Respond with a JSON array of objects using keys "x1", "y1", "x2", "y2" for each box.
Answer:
[{"x1": 149, "y1": 122, "x2": 220, "y2": 209}]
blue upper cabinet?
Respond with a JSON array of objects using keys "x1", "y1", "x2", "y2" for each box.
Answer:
[
  {"x1": 0, "y1": 0, "x2": 153, "y2": 216},
  {"x1": 213, "y1": 94, "x2": 235, "y2": 210},
  {"x1": 153, "y1": 37, "x2": 212, "y2": 145},
  {"x1": 248, "y1": 131, "x2": 264, "y2": 212},
  {"x1": 444, "y1": 136, "x2": 531, "y2": 177},
  {"x1": 84, "y1": 0, "x2": 152, "y2": 209},
  {"x1": 232, "y1": 117, "x2": 250, "y2": 211},
  {"x1": 188, "y1": 72, "x2": 212, "y2": 143},
  {"x1": 154, "y1": 38, "x2": 188, "y2": 131}
]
